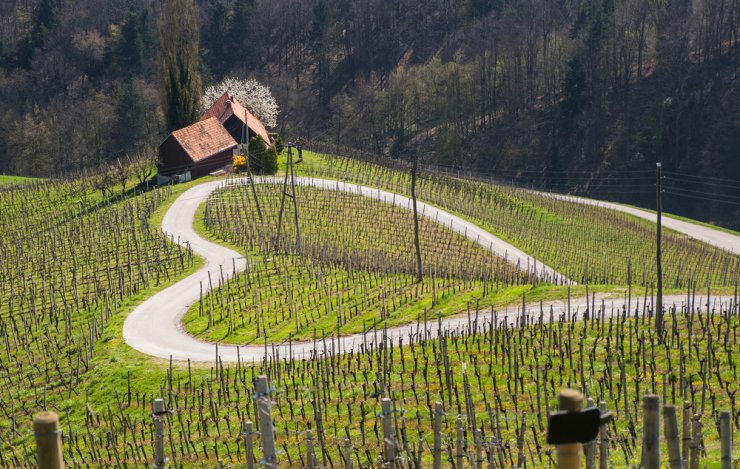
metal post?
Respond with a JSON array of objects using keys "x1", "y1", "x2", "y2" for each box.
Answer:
[
  {"x1": 256, "y1": 375, "x2": 277, "y2": 468},
  {"x1": 642, "y1": 395, "x2": 660, "y2": 468},
  {"x1": 663, "y1": 405, "x2": 682, "y2": 469},
  {"x1": 557, "y1": 389, "x2": 583, "y2": 469},
  {"x1": 381, "y1": 398, "x2": 396, "y2": 464},
  {"x1": 152, "y1": 398, "x2": 167, "y2": 468},
  {"x1": 719, "y1": 411, "x2": 731, "y2": 469},
  {"x1": 243, "y1": 420, "x2": 254, "y2": 469},
  {"x1": 33, "y1": 411, "x2": 64, "y2": 469},
  {"x1": 433, "y1": 402, "x2": 443, "y2": 469}
]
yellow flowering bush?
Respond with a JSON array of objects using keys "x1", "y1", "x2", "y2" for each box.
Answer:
[{"x1": 232, "y1": 154, "x2": 247, "y2": 170}]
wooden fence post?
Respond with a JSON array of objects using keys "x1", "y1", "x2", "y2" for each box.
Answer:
[
  {"x1": 557, "y1": 389, "x2": 583, "y2": 469},
  {"x1": 663, "y1": 405, "x2": 682, "y2": 469},
  {"x1": 256, "y1": 375, "x2": 278, "y2": 468},
  {"x1": 642, "y1": 395, "x2": 660, "y2": 469},
  {"x1": 433, "y1": 402, "x2": 444, "y2": 469},
  {"x1": 242, "y1": 420, "x2": 254, "y2": 469},
  {"x1": 33, "y1": 411, "x2": 64, "y2": 469},
  {"x1": 381, "y1": 397, "x2": 397, "y2": 464},
  {"x1": 152, "y1": 398, "x2": 167, "y2": 468},
  {"x1": 719, "y1": 411, "x2": 731, "y2": 469}
]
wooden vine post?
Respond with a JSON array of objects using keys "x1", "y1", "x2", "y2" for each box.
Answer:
[
  {"x1": 557, "y1": 389, "x2": 583, "y2": 469},
  {"x1": 243, "y1": 420, "x2": 255, "y2": 469},
  {"x1": 663, "y1": 405, "x2": 682, "y2": 469},
  {"x1": 381, "y1": 397, "x2": 397, "y2": 464},
  {"x1": 33, "y1": 411, "x2": 64, "y2": 469},
  {"x1": 642, "y1": 395, "x2": 660, "y2": 468},
  {"x1": 152, "y1": 398, "x2": 167, "y2": 468},
  {"x1": 433, "y1": 402, "x2": 444, "y2": 469},
  {"x1": 256, "y1": 375, "x2": 278, "y2": 468},
  {"x1": 719, "y1": 411, "x2": 732, "y2": 469}
]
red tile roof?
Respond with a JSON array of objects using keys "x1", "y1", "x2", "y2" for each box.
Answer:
[
  {"x1": 200, "y1": 92, "x2": 272, "y2": 144},
  {"x1": 171, "y1": 117, "x2": 237, "y2": 162}
]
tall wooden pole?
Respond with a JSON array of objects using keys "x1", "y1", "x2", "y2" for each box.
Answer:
[
  {"x1": 289, "y1": 145, "x2": 301, "y2": 251},
  {"x1": 411, "y1": 152, "x2": 423, "y2": 283},
  {"x1": 244, "y1": 111, "x2": 263, "y2": 221},
  {"x1": 656, "y1": 162, "x2": 664, "y2": 337},
  {"x1": 275, "y1": 145, "x2": 292, "y2": 252}
]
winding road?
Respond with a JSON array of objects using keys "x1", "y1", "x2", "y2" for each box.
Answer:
[{"x1": 123, "y1": 177, "x2": 738, "y2": 363}]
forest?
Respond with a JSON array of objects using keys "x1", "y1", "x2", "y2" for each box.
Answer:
[{"x1": 0, "y1": 0, "x2": 738, "y2": 227}]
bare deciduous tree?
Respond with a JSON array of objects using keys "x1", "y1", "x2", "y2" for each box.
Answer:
[{"x1": 202, "y1": 77, "x2": 279, "y2": 128}]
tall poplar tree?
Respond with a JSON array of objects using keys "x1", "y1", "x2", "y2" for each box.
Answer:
[{"x1": 158, "y1": 0, "x2": 202, "y2": 133}]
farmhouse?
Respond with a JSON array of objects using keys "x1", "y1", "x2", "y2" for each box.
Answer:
[
  {"x1": 158, "y1": 92, "x2": 273, "y2": 179},
  {"x1": 158, "y1": 117, "x2": 238, "y2": 178},
  {"x1": 201, "y1": 92, "x2": 272, "y2": 146}
]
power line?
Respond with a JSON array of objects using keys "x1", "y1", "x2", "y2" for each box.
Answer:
[
  {"x1": 664, "y1": 175, "x2": 740, "y2": 191},
  {"x1": 663, "y1": 171, "x2": 740, "y2": 184},
  {"x1": 663, "y1": 190, "x2": 740, "y2": 207},
  {"x1": 663, "y1": 186, "x2": 740, "y2": 201}
]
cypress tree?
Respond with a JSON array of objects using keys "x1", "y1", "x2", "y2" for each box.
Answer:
[{"x1": 157, "y1": 0, "x2": 202, "y2": 133}]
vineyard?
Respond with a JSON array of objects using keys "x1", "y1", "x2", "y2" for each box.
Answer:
[
  {"x1": 0, "y1": 154, "x2": 737, "y2": 467},
  {"x1": 186, "y1": 181, "x2": 529, "y2": 343},
  {"x1": 295, "y1": 150, "x2": 740, "y2": 288}
]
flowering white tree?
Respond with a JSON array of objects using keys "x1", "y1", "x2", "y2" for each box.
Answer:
[{"x1": 202, "y1": 77, "x2": 279, "y2": 128}]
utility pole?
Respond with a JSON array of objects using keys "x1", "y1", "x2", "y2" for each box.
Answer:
[
  {"x1": 411, "y1": 152, "x2": 423, "y2": 283},
  {"x1": 656, "y1": 162, "x2": 664, "y2": 338},
  {"x1": 242, "y1": 110, "x2": 263, "y2": 221},
  {"x1": 275, "y1": 143, "x2": 300, "y2": 252}
]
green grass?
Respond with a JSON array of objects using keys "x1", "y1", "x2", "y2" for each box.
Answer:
[{"x1": 0, "y1": 174, "x2": 36, "y2": 185}]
